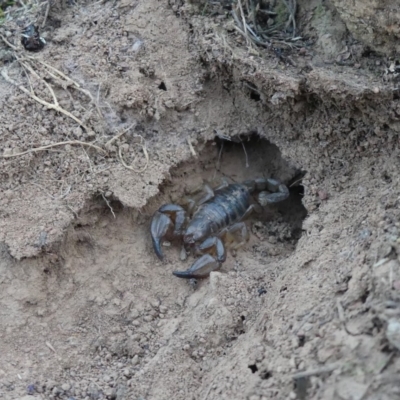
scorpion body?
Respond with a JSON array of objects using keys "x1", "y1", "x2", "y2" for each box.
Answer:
[
  {"x1": 150, "y1": 178, "x2": 289, "y2": 279},
  {"x1": 184, "y1": 184, "x2": 250, "y2": 243}
]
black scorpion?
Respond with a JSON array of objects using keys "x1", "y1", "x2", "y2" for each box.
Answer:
[{"x1": 150, "y1": 178, "x2": 289, "y2": 279}]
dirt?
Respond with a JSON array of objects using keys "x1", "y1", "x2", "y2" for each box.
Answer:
[{"x1": 1, "y1": 0, "x2": 400, "y2": 399}]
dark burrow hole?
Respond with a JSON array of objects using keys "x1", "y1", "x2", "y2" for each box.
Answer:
[
  {"x1": 260, "y1": 370, "x2": 272, "y2": 380},
  {"x1": 158, "y1": 81, "x2": 167, "y2": 91},
  {"x1": 248, "y1": 364, "x2": 258, "y2": 373},
  {"x1": 360, "y1": 288, "x2": 370, "y2": 303},
  {"x1": 243, "y1": 81, "x2": 261, "y2": 101},
  {"x1": 250, "y1": 91, "x2": 261, "y2": 101}
]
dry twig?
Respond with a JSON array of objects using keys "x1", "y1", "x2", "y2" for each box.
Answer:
[
  {"x1": 2, "y1": 140, "x2": 106, "y2": 158},
  {"x1": 231, "y1": 0, "x2": 303, "y2": 50},
  {"x1": 187, "y1": 138, "x2": 197, "y2": 158}
]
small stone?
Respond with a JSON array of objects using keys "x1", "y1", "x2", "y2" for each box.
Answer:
[
  {"x1": 159, "y1": 305, "x2": 168, "y2": 314},
  {"x1": 180, "y1": 247, "x2": 188, "y2": 261},
  {"x1": 162, "y1": 241, "x2": 171, "y2": 247},
  {"x1": 123, "y1": 368, "x2": 131, "y2": 378},
  {"x1": 120, "y1": 143, "x2": 129, "y2": 153},
  {"x1": 318, "y1": 190, "x2": 329, "y2": 200},
  {"x1": 73, "y1": 127, "x2": 83, "y2": 138},
  {"x1": 27, "y1": 384, "x2": 36, "y2": 395},
  {"x1": 131, "y1": 355, "x2": 139, "y2": 365},
  {"x1": 226, "y1": 298, "x2": 234, "y2": 306},
  {"x1": 104, "y1": 387, "x2": 116, "y2": 398},
  {"x1": 150, "y1": 299, "x2": 160, "y2": 308},
  {"x1": 129, "y1": 309, "x2": 140, "y2": 320},
  {"x1": 61, "y1": 383, "x2": 71, "y2": 391},
  {"x1": 386, "y1": 318, "x2": 400, "y2": 351}
]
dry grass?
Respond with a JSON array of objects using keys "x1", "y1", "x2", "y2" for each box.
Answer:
[{"x1": 231, "y1": 0, "x2": 303, "y2": 49}]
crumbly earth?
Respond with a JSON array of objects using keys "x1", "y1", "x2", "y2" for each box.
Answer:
[{"x1": 1, "y1": 1, "x2": 400, "y2": 399}]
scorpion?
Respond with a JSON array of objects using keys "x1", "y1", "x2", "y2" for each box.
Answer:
[{"x1": 150, "y1": 177, "x2": 290, "y2": 279}]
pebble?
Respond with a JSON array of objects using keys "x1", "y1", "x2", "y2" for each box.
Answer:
[
  {"x1": 62, "y1": 383, "x2": 71, "y2": 391},
  {"x1": 150, "y1": 299, "x2": 160, "y2": 308},
  {"x1": 131, "y1": 355, "x2": 139, "y2": 365},
  {"x1": 105, "y1": 387, "x2": 116, "y2": 398},
  {"x1": 123, "y1": 368, "x2": 131, "y2": 378}
]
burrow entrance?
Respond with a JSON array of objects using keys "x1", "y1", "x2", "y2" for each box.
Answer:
[{"x1": 145, "y1": 133, "x2": 307, "y2": 276}]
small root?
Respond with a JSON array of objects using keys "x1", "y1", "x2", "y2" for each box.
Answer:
[
  {"x1": 1, "y1": 67, "x2": 89, "y2": 130},
  {"x1": 187, "y1": 138, "x2": 197, "y2": 158},
  {"x1": 118, "y1": 135, "x2": 149, "y2": 173},
  {"x1": 2, "y1": 140, "x2": 107, "y2": 158},
  {"x1": 105, "y1": 123, "x2": 136, "y2": 148},
  {"x1": 101, "y1": 192, "x2": 116, "y2": 219}
]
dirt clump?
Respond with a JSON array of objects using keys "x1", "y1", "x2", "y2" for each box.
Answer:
[{"x1": 1, "y1": 1, "x2": 400, "y2": 399}]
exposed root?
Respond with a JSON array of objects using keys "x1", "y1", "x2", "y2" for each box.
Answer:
[
  {"x1": 101, "y1": 192, "x2": 116, "y2": 219},
  {"x1": 187, "y1": 138, "x2": 197, "y2": 158},
  {"x1": 0, "y1": 34, "x2": 103, "y2": 129},
  {"x1": 1, "y1": 67, "x2": 89, "y2": 130},
  {"x1": 41, "y1": 0, "x2": 50, "y2": 28},
  {"x1": 118, "y1": 135, "x2": 149, "y2": 173},
  {"x1": 24, "y1": 56, "x2": 104, "y2": 119},
  {"x1": 105, "y1": 123, "x2": 136, "y2": 148},
  {"x1": 2, "y1": 140, "x2": 107, "y2": 158}
]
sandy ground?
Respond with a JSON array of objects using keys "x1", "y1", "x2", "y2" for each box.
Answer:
[{"x1": 1, "y1": 0, "x2": 400, "y2": 399}]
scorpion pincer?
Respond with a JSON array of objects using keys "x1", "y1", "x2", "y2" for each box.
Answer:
[{"x1": 150, "y1": 178, "x2": 289, "y2": 279}]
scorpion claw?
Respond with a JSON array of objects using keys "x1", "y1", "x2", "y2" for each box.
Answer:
[
  {"x1": 172, "y1": 254, "x2": 221, "y2": 279},
  {"x1": 150, "y1": 211, "x2": 173, "y2": 261}
]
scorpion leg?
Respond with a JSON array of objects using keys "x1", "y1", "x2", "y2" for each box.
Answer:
[
  {"x1": 255, "y1": 178, "x2": 289, "y2": 206},
  {"x1": 220, "y1": 222, "x2": 250, "y2": 250},
  {"x1": 185, "y1": 184, "x2": 215, "y2": 215},
  {"x1": 214, "y1": 178, "x2": 230, "y2": 191},
  {"x1": 173, "y1": 236, "x2": 226, "y2": 279},
  {"x1": 240, "y1": 203, "x2": 263, "y2": 220},
  {"x1": 151, "y1": 204, "x2": 187, "y2": 261}
]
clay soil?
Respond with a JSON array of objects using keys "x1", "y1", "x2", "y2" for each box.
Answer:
[{"x1": 1, "y1": 0, "x2": 400, "y2": 399}]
